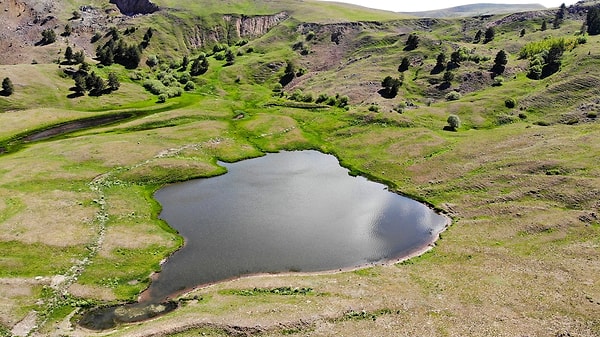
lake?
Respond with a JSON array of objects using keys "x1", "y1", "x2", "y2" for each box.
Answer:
[{"x1": 146, "y1": 150, "x2": 447, "y2": 302}]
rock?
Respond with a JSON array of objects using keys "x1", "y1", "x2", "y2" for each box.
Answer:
[{"x1": 109, "y1": 0, "x2": 159, "y2": 16}]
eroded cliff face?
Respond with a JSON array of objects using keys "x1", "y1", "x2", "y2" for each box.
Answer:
[
  {"x1": 110, "y1": 0, "x2": 159, "y2": 15},
  {"x1": 188, "y1": 12, "x2": 288, "y2": 48}
]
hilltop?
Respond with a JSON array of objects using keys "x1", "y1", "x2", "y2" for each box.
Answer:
[
  {"x1": 0, "y1": 0, "x2": 599, "y2": 336},
  {"x1": 403, "y1": 3, "x2": 546, "y2": 17}
]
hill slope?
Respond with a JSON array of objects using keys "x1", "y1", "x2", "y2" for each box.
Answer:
[
  {"x1": 0, "y1": 1, "x2": 599, "y2": 337},
  {"x1": 403, "y1": 3, "x2": 546, "y2": 17}
]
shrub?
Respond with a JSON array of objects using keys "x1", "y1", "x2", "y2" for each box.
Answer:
[
  {"x1": 316, "y1": 93, "x2": 329, "y2": 103},
  {"x1": 492, "y1": 76, "x2": 504, "y2": 87},
  {"x1": 301, "y1": 93, "x2": 314, "y2": 103},
  {"x1": 496, "y1": 114, "x2": 516, "y2": 125},
  {"x1": 157, "y1": 94, "x2": 167, "y2": 103},
  {"x1": 2, "y1": 77, "x2": 14, "y2": 95},
  {"x1": 184, "y1": 81, "x2": 195, "y2": 91},
  {"x1": 146, "y1": 54, "x2": 159, "y2": 67},
  {"x1": 337, "y1": 95, "x2": 349, "y2": 107},
  {"x1": 445, "y1": 91, "x2": 461, "y2": 101},
  {"x1": 368, "y1": 104, "x2": 379, "y2": 112},
  {"x1": 447, "y1": 114, "x2": 461, "y2": 130},
  {"x1": 505, "y1": 98, "x2": 517, "y2": 109}
]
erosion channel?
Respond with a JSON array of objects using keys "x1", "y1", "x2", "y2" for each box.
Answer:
[{"x1": 80, "y1": 150, "x2": 448, "y2": 330}]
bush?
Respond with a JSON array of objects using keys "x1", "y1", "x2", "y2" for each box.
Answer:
[
  {"x1": 447, "y1": 114, "x2": 461, "y2": 130},
  {"x1": 2, "y1": 77, "x2": 14, "y2": 96},
  {"x1": 492, "y1": 76, "x2": 504, "y2": 87},
  {"x1": 316, "y1": 93, "x2": 329, "y2": 104},
  {"x1": 496, "y1": 114, "x2": 516, "y2": 125},
  {"x1": 368, "y1": 104, "x2": 379, "y2": 112},
  {"x1": 146, "y1": 55, "x2": 159, "y2": 67},
  {"x1": 184, "y1": 81, "x2": 195, "y2": 91},
  {"x1": 505, "y1": 98, "x2": 517, "y2": 108},
  {"x1": 445, "y1": 91, "x2": 461, "y2": 101},
  {"x1": 157, "y1": 94, "x2": 167, "y2": 103}
]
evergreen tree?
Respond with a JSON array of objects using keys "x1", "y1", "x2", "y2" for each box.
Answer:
[
  {"x1": 41, "y1": 29, "x2": 56, "y2": 44},
  {"x1": 64, "y1": 46, "x2": 73, "y2": 63},
  {"x1": 431, "y1": 52, "x2": 446, "y2": 74},
  {"x1": 63, "y1": 24, "x2": 72, "y2": 37},
  {"x1": 225, "y1": 49, "x2": 235, "y2": 65},
  {"x1": 107, "y1": 72, "x2": 120, "y2": 91},
  {"x1": 541, "y1": 19, "x2": 548, "y2": 31},
  {"x1": 380, "y1": 76, "x2": 402, "y2": 98},
  {"x1": 73, "y1": 75, "x2": 87, "y2": 95},
  {"x1": 190, "y1": 55, "x2": 209, "y2": 75},
  {"x1": 443, "y1": 70, "x2": 454, "y2": 84},
  {"x1": 553, "y1": 3, "x2": 566, "y2": 29},
  {"x1": 2, "y1": 77, "x2": 14, "y2": 96},
  {"x1": 398, "y1": 57, "x2": 410, "y2": 72},
  {"x1": 484, "y1": 27, "x2": 495, "y2": 43},
  {"x1": 492, "y1": 50, "x2": 508, "y2": 74},
  {"x1": 405, "y1": 34, "x2": 419, "y2": 51},
  {"x1": 587, "y1": 7, "x2": 600, "y2": 35},
  {"x1": 73, "y1": 50, "x2": 85, "y2": 64},
  {"x1": 181, "y1": 55, "x2": 190, "y2": 70},
  {"x1": 520, "y1": 28, "x2": 526, "y2": 37}
]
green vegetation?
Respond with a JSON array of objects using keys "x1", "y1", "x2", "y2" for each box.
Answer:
[
  {"x1": 1, "y1": 77, "x2": 13, "y2": 96},
  {"x1": 0, "y1": 1, "x2": 599, "y2": 336}
]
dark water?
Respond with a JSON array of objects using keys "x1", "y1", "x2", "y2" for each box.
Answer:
[{"x1": 147, "y1": 150, "x2": 447, "y2": 302}]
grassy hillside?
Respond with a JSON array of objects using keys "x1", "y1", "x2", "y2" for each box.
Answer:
[{"x1": 0, "y1": 1, "x2": 599, "y2": 336}]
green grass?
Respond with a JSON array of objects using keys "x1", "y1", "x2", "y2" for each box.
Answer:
[
  {"x1": 1, "y1": 6, "x2": 600, "y2": 337},
  {"x1": 0, "y1": 242, "x2": 86, "y2": 277}
]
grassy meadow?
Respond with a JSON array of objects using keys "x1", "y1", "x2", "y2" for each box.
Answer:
[{"x1": 0, "y1": 1, "x2": 599, "y2": 336}]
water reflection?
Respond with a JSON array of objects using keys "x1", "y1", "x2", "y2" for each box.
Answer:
[{"x1": 148, "y1": 151, "x2": 447, "y2": 302}]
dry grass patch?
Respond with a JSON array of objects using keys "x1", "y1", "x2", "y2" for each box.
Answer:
[
  {"x1": 0, "y1": 189, "x2": 96, "y2": 247},
  {"x1": 67, "y1": 283, "x2": 117, "y2": 302},
  {"x1": 0, "y1": 278, "x2": 44, "y2": 327}
]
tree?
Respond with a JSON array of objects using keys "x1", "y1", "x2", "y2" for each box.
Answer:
[
  {"x1": 520, "y1": 28, "x2": 526, "y2": 37},
  {"x1": 63, "y1": 24, "x2": 72, "y2": 37},
  {"x1": 432, "y1": 52, "x2": 446, "y2": 74},
  {"x1": 473, "y1": 29, "x2": 482, "y2": 43},
  {"x1": 190, "y1": 54, "x2": 209, "y2": 76},
  {"x1": 73, "y1": 74, "x2": 87, "y2": 95},
  {"x1": 107, "y1": 72, "x2": 120, "y2": 91},
  {"x1": 380, "y1": 76, "x2": 402, "y2": 98},
  {"x1": 405, "y1": 34, "x2": 419, "y2": 51},
  {"x1": 587, "y1": 7, "x2": 600, "y2": 35},
  {"x1": 73, "y1": 50, "x2": 85, "y2": 64},
  {"x1": 2, "y1": 77, "x2": 14, "y2": 96},
  {"x1": 553, "y1": 3, "x2": 566, "y2": 29},
  {"x1": 443, "y1": 70, "x2": 454, "y2": 84},
  {"x1": 71, "y1": 10, "x2": 81, "y2": 20},
  {"x1": 64, "y1": 46, "x2": 74, "y2": 63},
  {"x1": 450, "y1": 50, "x2": 462, "y2": 65},
  {"x1": 398, "y1": 57, "x2": 410, "y2": 72},
  {"x1": 41, "y1": 29, "x2": 56, "y2": 45},
  {"x1": 492, "y1": 50, "x2": 508, "y2": 74},
  {"x1": 484, "y1": 27, "x2": 495, "y2": 43},
  {"x1": 181, "y1": 55, "x2": 190, "y2": 70},
  {"x1": 447, "y1": 114, "x2": 461, "y2": 131},
  {"x1": 225, "y1": 49, "x2": 235, "y2": 65},
  {"x1": 541, "y1": 19, "x2": 548, "y2": 31},
  {"x1": 279, "y1": 60, "x2": 296, "y2": 86}
]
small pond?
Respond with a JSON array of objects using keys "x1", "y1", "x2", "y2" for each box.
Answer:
[{"x1": 146, "y1": 150, "x2": 448, "y2": 302}]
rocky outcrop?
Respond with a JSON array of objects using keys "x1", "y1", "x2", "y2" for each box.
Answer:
[
  {"x1": 110, "y1": 0, "x2": 159, "y2": 16},
  {"x1": 223, "y1": 12, "x2": 288, "y2": 39},
  {"x1": 188, "y1": 12, "x2": 288, "y2": 48}
]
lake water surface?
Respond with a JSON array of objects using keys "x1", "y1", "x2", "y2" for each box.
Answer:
[{"x1": 147, "y1": 150, "x2": 447, "y2": 302}]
